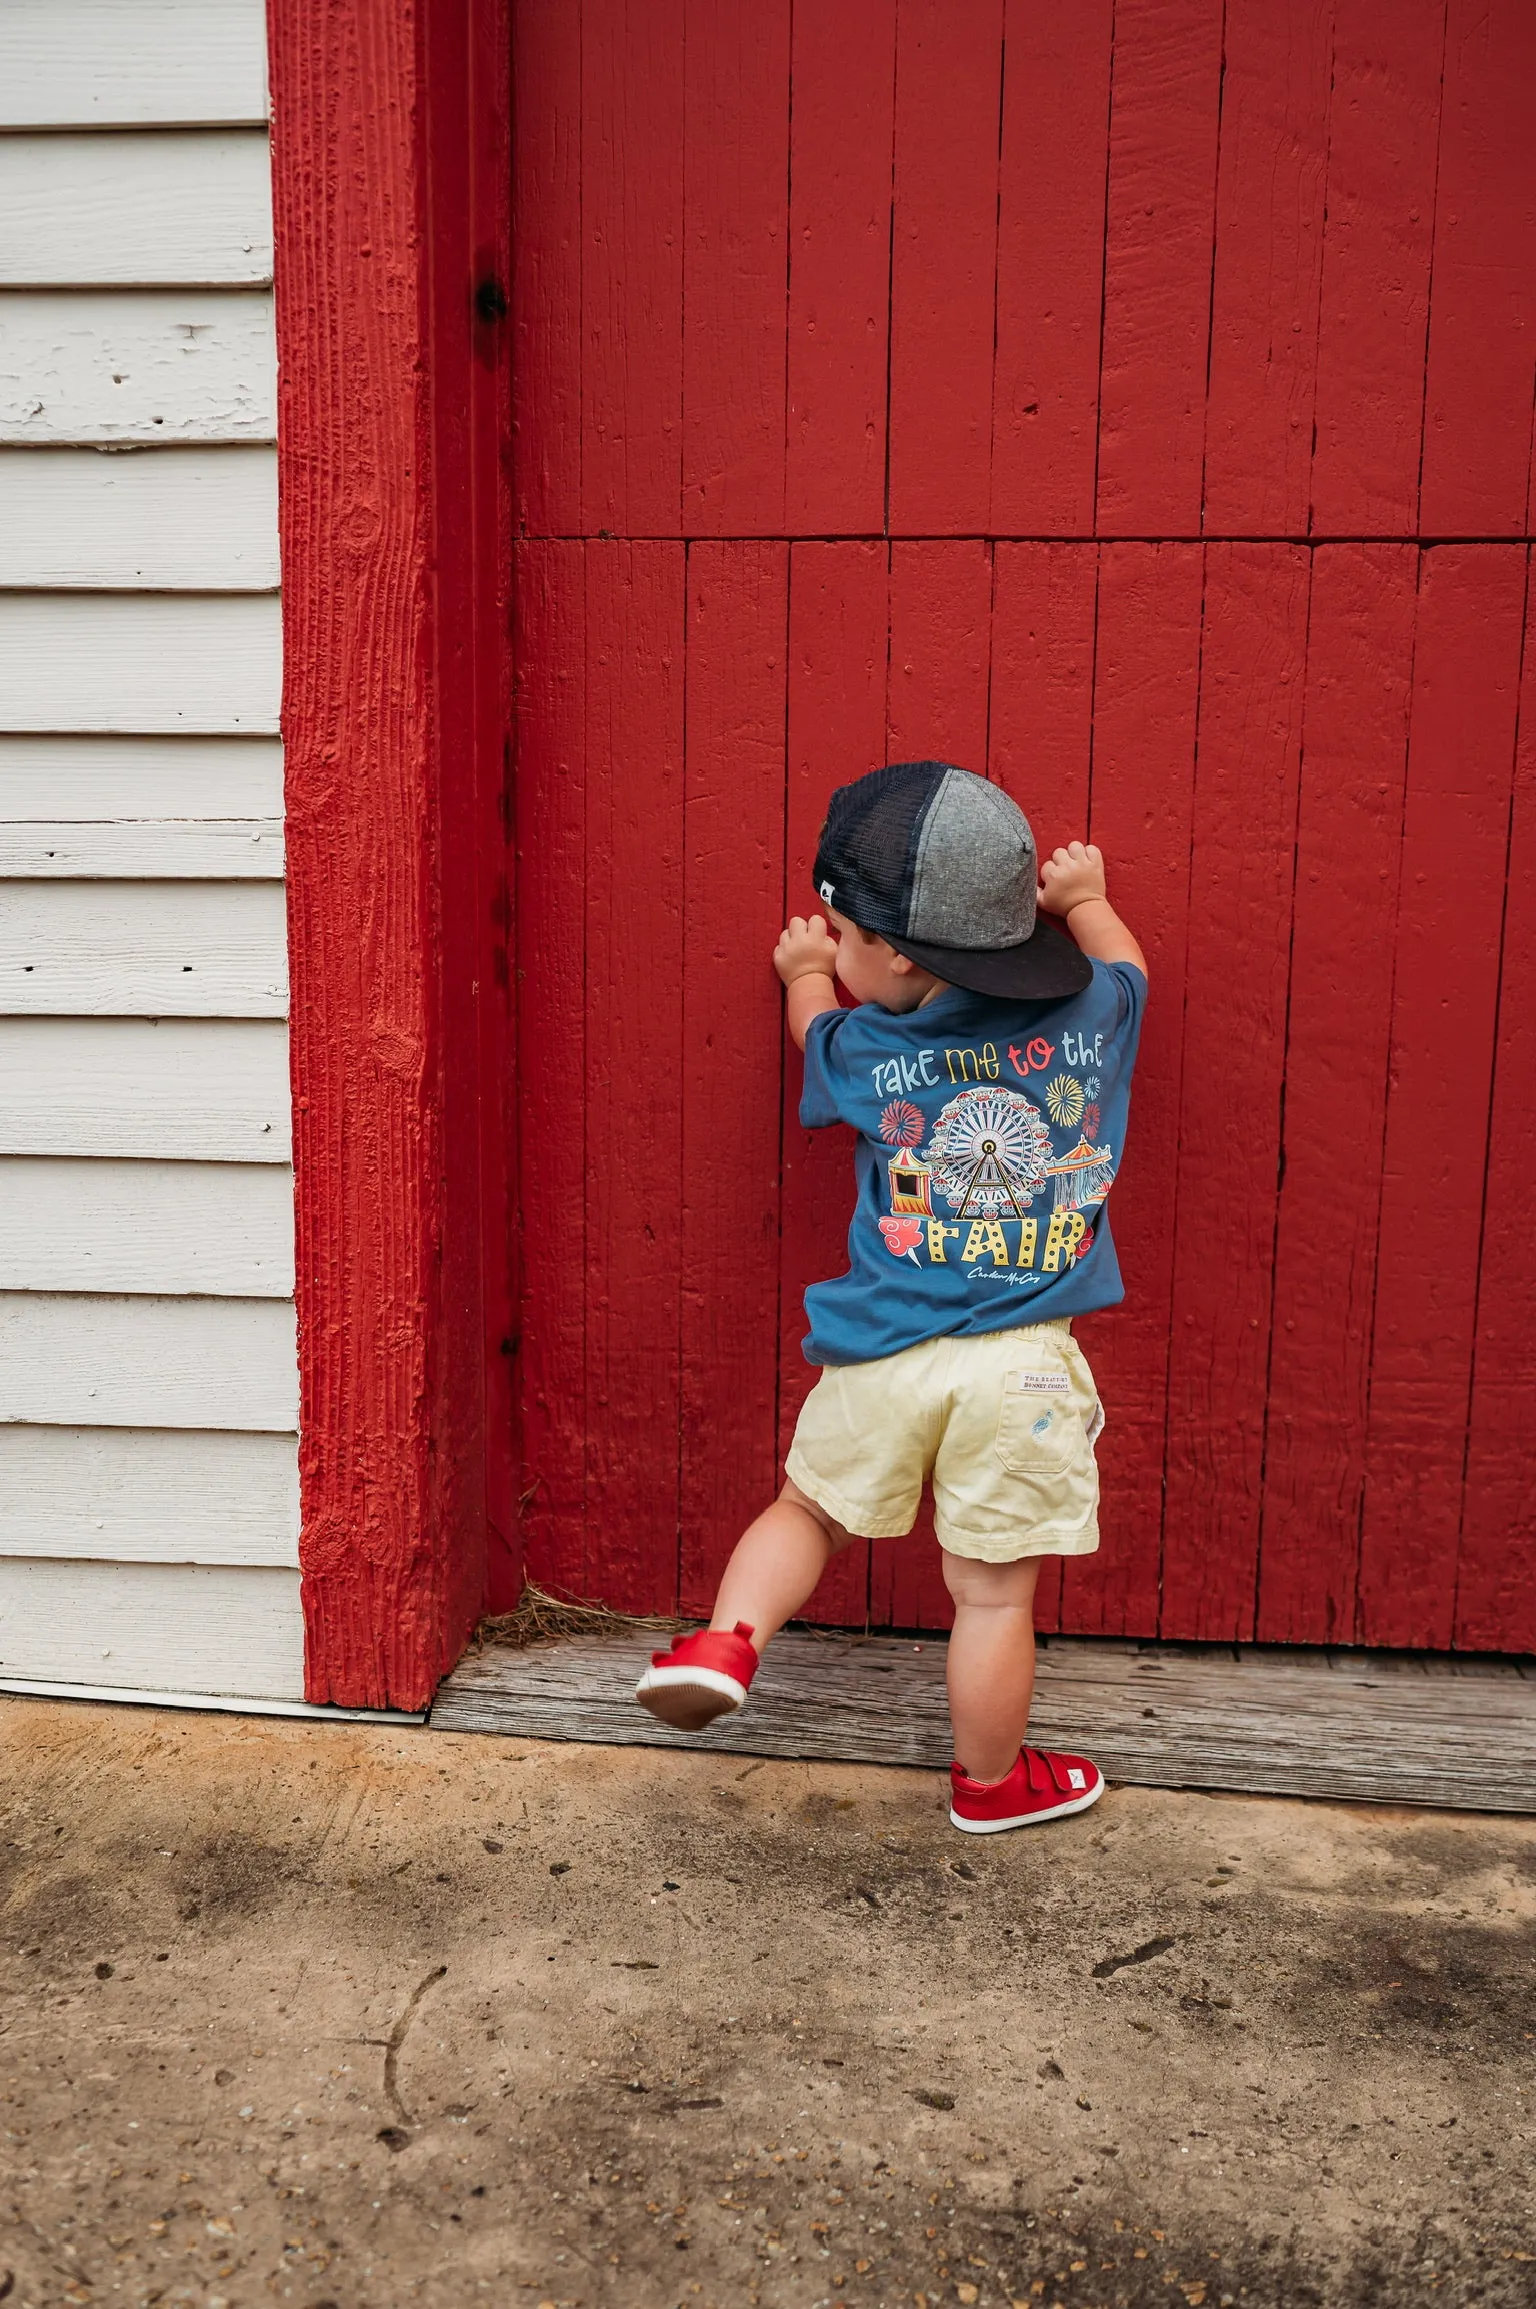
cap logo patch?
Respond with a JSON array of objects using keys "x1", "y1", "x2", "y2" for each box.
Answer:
[{"x1": 819, "y1": 879, "x2": 835, "y2": 906}]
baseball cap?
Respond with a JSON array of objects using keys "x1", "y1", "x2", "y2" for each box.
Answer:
[{"x1": 812, "y1": 761, "x2": 1092, "y2": 1001}]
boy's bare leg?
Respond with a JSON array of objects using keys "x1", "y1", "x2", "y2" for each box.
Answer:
[
  {"x1": 941, "y1": 1550, "x2": 1044, "y2": 1784},
  {"x1": 707, "y1": 1479, "x2": 854, "y2": 1651}
]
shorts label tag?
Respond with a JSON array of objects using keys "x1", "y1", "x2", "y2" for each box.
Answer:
[{"x1": 1014, "y1": 1370, "x2": 1070, "y2": 1394}]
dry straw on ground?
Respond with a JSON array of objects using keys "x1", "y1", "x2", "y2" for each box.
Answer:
[{"x1": 476, "y1": 1581, "x2": 686, "y2": 1652}]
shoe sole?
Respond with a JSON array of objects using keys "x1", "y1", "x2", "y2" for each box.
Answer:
[
  {"x1": 949, "y1": 1778, "x2": 1104, "y2": 1833},
  {"x1": 634, "y1": 1664, "x2": 747, "y2": 1734}
]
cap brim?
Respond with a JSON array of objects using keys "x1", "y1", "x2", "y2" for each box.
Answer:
[{"x1": 891, "y1": 913, "x2": 1093, "y2": 1001}]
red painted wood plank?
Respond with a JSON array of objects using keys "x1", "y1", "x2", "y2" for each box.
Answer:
[
  {"x1": 682, "y1": 0, "x2": 791, "y2": 536},
  {"x1": 990, "y1": 0, "x2": 1112, "y2": 535},
  {"x1": 985, "y1": 541, "x2": 1100, "y2": 1635},
  {"x1": 1456, "y1": 549, "x2": 1536, "y2": 1654},
  {"x1": 581, "y1": 0, "x2": 685, "y2": 535},
  {"x1": 1358, "y1": 547, "x2": 1526, "y2": 1646},
  {"x1": 887, "y1": 0, "x2": 1004, "y2": 536},
  {"x1": 886, "y1": 540, "x2": 992, "y2": 770},
  {"x1": 1202, "y1": 0, "x2": 1333, "y2": 537},
  {"x1": 1419, "y1": 0, "x2": 1536, "y2": 537},
  {"x1": 678, "y1": 543, "x2": 790, "y2": 1615},
  {"x1": 785, "y1": 0, "x2": 896, "y2": 536},
  {"x1": 1067, "y1": 544, "x2": 1203, "y2": 1637},
  {"x1": 1256, "y1": 544, "x2": 1418, "y2": 1643},
  {"x1": 988, "y1": 543, "x2": 1098, "y2": 844},
  {"x1": 1309, "y1": 0, "x2": 1444, "y2": 536},
  {"x1": 1161, "y1": 544, "x2": 1310, "y2": 1639},
  {"x1": 781, "y1": 541, "x2": 889, "y2": 1627},
  {"x1": 512, "y1": 0, "x2": 582, "y2": 534},
  {"x1": 1095, "y1": 0, "x2": 1224, "y2": 537},
  {"x1": 269, "y1": 0, "x2": 511, "y2": 1706},
  {"x1": 582, "y1": 543, "x2": 687, "y2": 1611},
  {"x1": 516, "y1": 542, "x2": 591, "y2": 1600}
]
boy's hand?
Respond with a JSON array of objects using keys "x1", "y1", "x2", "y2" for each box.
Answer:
[
  {"x1": 774, "y1": 914, "x2": 839, "y2": 986},
  {"x1": 1038, "y1": 840, "x2": 1108, "y2": 917}
]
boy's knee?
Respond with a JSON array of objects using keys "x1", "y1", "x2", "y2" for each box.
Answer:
[
  {"x1": 941, "y1": 1548, "x2": 1041, "y2": 1610},
  {"x1": 781, "y1": 1477, "x2": 855, "y2": 1552}
]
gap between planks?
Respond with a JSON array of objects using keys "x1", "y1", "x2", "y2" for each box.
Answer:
[{"x1": 428, "y1": 1630, "x2": 1536, "y2": 1816}]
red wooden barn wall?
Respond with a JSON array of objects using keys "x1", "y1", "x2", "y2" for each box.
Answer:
[{"x1": 511, "y1": 0, "x2": 1536, "y2": 1652}]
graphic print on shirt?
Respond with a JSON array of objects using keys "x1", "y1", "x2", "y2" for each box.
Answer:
[{"x1": 926, "y1": 1086, "x2": 1054, "y2": 1219}]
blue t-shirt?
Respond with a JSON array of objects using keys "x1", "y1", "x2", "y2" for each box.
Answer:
[{"x1": 799, "y1": 960, "x2": 1147, "y2": 1366}]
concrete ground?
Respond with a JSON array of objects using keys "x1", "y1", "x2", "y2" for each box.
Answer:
[{"x1": 1, "y1": 1699, "x2": 1533, "y2": 2309}]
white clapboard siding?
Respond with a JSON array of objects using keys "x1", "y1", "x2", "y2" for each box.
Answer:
[
  {"x1": 1, "y1": 819, "x2": 283, "y2": 878},
  {"x1": 0, "y1": 1019, "x2": 291, "y2": 1162},
  {"x1": 0, "y1": 881, "x2": 288, "y2": 1017},
  {"x1": 0, "y1": 449, "x2": 279, "y2": 588},
  {"x1": 0, "y1": 734, "x2": 284, "y2": 877},
  {"x1": 0, "y1": 1158, "x2": 294, "y2": 1296},
  {"x1": 0, "y1": 134, "x2": 273, "y2": 287},
  {"x1": 0, "y1": 1293, "x2": 298, "y2": 1430},
  {"x1": 0, "y1": 593, "x2": 281, "y2": 733},
  {"x1": 0, "y1": 1426, "x2": 298, "y2": 1567},
  {"x1": 0, "y1": 1561, "x2": 303, "y2": 1700},
  {"x1": 0, "y1": 0, "x2": 269, "y2": 132},
  {"x1": 0, "y1": 291, "x2": 277, "y2": 444}
]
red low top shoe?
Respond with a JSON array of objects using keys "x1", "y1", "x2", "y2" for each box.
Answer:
[
  {"x1": 950, "y1": 1745, "x2": 1104, "y2": 1833},
  {"x1": 634, "y1": 1622, "x2": 759, "y2": 1732}
]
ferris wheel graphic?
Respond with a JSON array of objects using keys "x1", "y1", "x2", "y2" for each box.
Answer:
[{"x1": 926, "y1": 1085, "x2": 1054, "y2": 1219}]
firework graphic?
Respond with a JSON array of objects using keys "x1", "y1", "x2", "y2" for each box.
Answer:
[
  {"x1": 878, "y1": 1098, "x2": 926, "y2": 1147},
  {"x1": 926, "y1": 1086, "x2": 1053, "y2": 1218},
  {"x1": 1082, "y1": 1101, "x2": 1102, "y2": 1142},
  {"x1": 1083, "y1": 1074, "x2": 1102, "y2": 1099},
  {"x1": 1043, "y1": 1073, "x2": 1085, "y2": 1128}
]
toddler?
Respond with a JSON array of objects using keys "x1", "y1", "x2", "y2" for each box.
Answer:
[{"x1": 636, "y1": 762, "x2": 1146, "y2": 1833}]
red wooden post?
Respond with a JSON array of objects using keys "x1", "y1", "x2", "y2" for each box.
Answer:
[{"x1": 267, "y1": 0, "x2": 514, "y2": 1707}]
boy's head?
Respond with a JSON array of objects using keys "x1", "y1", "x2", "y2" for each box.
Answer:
[{"x1": 814, "y1": 761, "x2": 1091, "y2": 1000}]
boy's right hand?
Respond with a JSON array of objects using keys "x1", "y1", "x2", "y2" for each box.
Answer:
[{"x1": 774, "y1": 914, "x2": 839, "y2": 986}]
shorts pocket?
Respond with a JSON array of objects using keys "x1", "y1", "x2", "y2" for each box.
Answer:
[{"x1": 994, "y1": 1358, "x2": 1084, "y2": 1474}]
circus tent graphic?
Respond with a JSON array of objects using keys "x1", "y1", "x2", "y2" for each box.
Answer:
[
  {"x1": 927, "y1": 1086, "x2": 1054, "y2": 1219},
  {"x1": 1046, "y1": 1133, "x2": 1116, "y2": 1210},
  {"x1": 886, "y1": 1148, "x2": 935, "y2": 1214}
]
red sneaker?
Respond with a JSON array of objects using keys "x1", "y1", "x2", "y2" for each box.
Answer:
[
  {"x1": 950, "y1": 1745, "x2": 1104, "y2": 1833},
  {"x1": 634, "y1": 1623, "x2": 759, "y2": 1732}
]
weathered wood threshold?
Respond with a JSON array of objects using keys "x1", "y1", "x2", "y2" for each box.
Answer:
[{"x1": 429, "y1": 1631, "x2": 1536, "y2": 1815}]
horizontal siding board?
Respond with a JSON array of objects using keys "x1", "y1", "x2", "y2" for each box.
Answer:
[
  {"x1": 0, "y1": 881, "x2": 289, "y2": 1018},
  {"x1": 0, "y1": 1018, "x2": 291, "y2": 1161},
  {"x1": 0, "y1": 1560, "x2": 303, "y2": 1700},
  {"x1": 0, "y1": 1425, "x2": 298, "y2": 1565},
  {"x1": 0, "y1": 819, "x2": 283, "y2": 878},
  {"x1": 0, "y1": 0, "x2": 270, "y2": 131},
  {"x1": 0, "y1": 594, "x2": 280, "y2": 733},
  {"x1": 0, "y1": 291, "x2": 276, "y2": 444},
  {"x1": 0, "y1": 1292, "x2": 297, "y2": 1429},
  {"x1": 0, "y1": 1157, "x2": 294, "y2": 1296},
  {"x1": 0, "y1": 448, "x2": 279, "y2": 588},
  {"x1": 0, "y1": 735, "x2": 284, "y2": 818},
  {"x1": 0, "y1": 133, "x2": 273, "y2": 287}
]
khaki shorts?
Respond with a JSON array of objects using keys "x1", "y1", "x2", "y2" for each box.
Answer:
[{"x1": 785, "y1": 1320, "x2": 1103, "y2": 1564}]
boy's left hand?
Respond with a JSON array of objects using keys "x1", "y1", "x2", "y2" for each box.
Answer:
[{"x1": 774, "y1": 913, "x2": 839, "y2": 986}]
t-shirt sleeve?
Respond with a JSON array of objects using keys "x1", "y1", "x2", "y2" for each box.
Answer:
[
  {"x1": 799, "y1": 1006, "x2": 851, "y2": 1128},
  {"x1": 1095, "y1": 957, "x2": 1148, "y2": 1071}
]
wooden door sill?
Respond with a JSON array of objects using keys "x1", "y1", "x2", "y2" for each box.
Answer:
[{"x1": 429, "y1": 1629, "x2": 1536, "y2": 1814}]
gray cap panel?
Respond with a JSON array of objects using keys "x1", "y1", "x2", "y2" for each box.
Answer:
[{"x1": 906, "y1": 770, "x2": 1037, "y2": 951}]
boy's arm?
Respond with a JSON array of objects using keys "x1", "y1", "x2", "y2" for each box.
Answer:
[
  {"x1": 1037, "y1": 841, "x2": 1147, "y2": 976},
  {"x1": 774, "y1": 914, "x2": 841, "y2": 1051}
]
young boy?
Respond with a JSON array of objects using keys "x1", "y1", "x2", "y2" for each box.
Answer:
[{"x1": 636, "y1": 762, "x2": 1147, "y2": 1834}]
